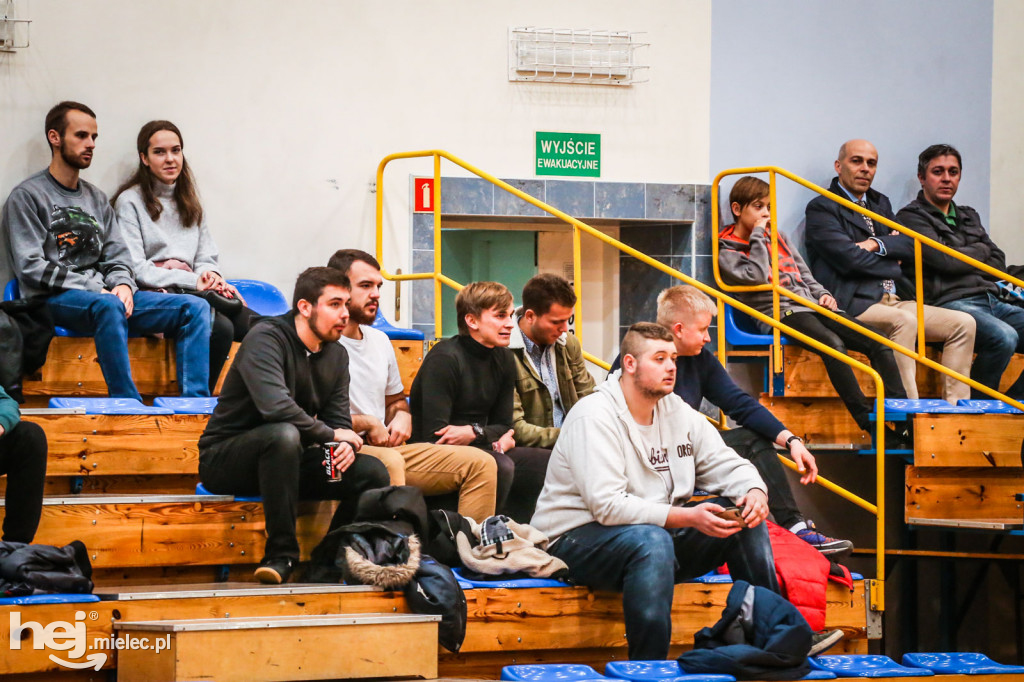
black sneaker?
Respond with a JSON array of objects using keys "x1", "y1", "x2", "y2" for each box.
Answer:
[
  {"x1": 254, "y1": 556, "x2": 294, "y2": 585},
  {"x1": 791, "y1": 520, "x2": 854, "y2": 557},
  {"x1": 809, "y1": 629, "x2": 844, "y2": 656}
]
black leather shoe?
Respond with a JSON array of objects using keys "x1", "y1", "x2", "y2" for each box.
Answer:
[{"x1": 254, "y1": 556, "x2": 294, "y2": 585}]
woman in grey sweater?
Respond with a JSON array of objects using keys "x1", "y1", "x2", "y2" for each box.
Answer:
[{"x1": 113, "y1": 120, "x2": 257, "y2": 391}]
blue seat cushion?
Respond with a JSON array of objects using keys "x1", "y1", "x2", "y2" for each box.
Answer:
[
  {"x1": 372, "y1": 312, "x2": 425, "y2": 341},
  {"x1": 226, "y1": 279, "x2": 289, "y2": 316},
  {"x1": 956, "y1": 399, "x2": 1024, "y2": 414},
  {"x1": 452, "y1": 567, "x2": 570, "y2": 589},
  {"x1": 723, "y1": 305, "x2": 788, "y2": 347},
  {"x1": 153, "y1": 397, "x2": 219, "y2": 414},
  {"x1": 502, "y1": 663, "x2": 607, "y2": 680},
  {"x1": 799, "y1": 672, "x2": 837, "y2": 680},
  {"x1": 195, "y1": 482, "x2": 262, "y2": 503},
  {"x1": 871, "y1": 399, "x2": 983, "y2": 417},
  {"x1": 0, "y1": 593, "x2": 100, "y2": 605},
  {"x1": 810, "y1": 656, "x2": 933, "y2": 677},
  {"x1": 48, "y1": 398, "x2": 174, "y2": 415},
  {"x1": 605, "y1": 660, "x2": 736, "y2": 681},
  {"x1": 686, "y1": 571, "x2": 733, "y2": 584},
  {"x1": 902, "y1": 653, "x2": 1024, "y2": 675}
]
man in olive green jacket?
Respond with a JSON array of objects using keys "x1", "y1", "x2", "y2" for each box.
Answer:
[{"x1": 510, "y1": 274, "x2": 596, "y2": 448}]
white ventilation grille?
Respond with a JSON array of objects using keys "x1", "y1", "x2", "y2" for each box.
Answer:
[
  {"x1": 0, "y1": 0, "x2": 31, "y2": 52},
  {"x1": 509, "y1": 27, "x2": 649, "y2": 86}
]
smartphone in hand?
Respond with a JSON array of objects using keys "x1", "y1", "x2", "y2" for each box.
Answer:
[{"x1": 714, "y1": 506, "x2": 748, "y2": 528}]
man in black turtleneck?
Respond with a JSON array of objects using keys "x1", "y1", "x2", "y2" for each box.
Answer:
[{"x1": 409, "y1": 281, "x2": 551, "y2": 522}]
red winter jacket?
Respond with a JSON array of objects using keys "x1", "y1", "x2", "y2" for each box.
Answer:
[{"x1": 768, "y1": 521, "x2": 852, "y2": 631}]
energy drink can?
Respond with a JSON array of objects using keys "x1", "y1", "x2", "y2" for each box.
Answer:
[{"x1": 323, "y1": 442, "x2": 343, "y2": 482}]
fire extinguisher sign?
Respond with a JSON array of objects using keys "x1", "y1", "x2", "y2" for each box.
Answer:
[{"x1": 413, "y1": 178, "x2": 435, "y2": 213}]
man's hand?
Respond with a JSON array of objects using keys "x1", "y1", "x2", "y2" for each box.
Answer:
[
  {"x1": 669, "y1": 502, "x2": 742, "y2": 538},
  {"x1": 789, "y1": 440, "x2": 818, "y2": 485},
  {"x1": 435, "y1": 424, "x2": 476, "y2": 445},
  {"x1": 102, "y1": 284, "x2": 135, "y2": 317},
  {"x1": 492, "y1": 429, "x2": 515, "y2": 454},
  {"x1": 737, "y1": 489, "x2": 769, "y2": 528},
  {"x1": 364, "y1": 418, "x2": 389, "y2": 447},
  {"x1": 332, "y1": 428, "x2": 364, "y2": 451},
  {"x1": 856, "y1": 238, "x2": 880, "y2": 253},
  {"x1": 818, "y1": 293, "x2": 838, "y2": 311},
  {"x1": 330, "y1": 441, "x2": 355, "y2": 473},
  {"x1": 386, "y1": 411, "x2": 412, "y2": 447}
]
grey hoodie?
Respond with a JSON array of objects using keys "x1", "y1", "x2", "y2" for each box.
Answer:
[
  {"x1": 530, "y1": 373, "x2": 765, "y2": 543},
  {"x1": 1, "y1": 170, "x2": 135, "y2": 298}
]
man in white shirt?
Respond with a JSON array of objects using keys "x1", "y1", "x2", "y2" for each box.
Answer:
[
  {"x1": 328, "y1": 249, "x2": 498, "y2": 521},
  {"x1": 531, "y1": 322, "x2": 776, "y2": 661}
]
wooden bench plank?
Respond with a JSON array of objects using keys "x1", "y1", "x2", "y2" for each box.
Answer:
[
  {"x1": 392, "y1": 339, "x2": 423, "y2": 395},
  {"x1": 758, "y1": 396, "x2": 871, "y2": 447},
  {"x1": 905, "y1": 466, "x2": 1024, "y2": 522},
  {"x1": 914, "y1": 414, "x2": 1024, "y2": 467},
  {"x1": 23, "y1": 337, "x2": 177, "y2": 397}
]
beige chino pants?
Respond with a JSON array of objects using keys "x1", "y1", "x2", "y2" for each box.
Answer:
[
  {"x1": 359, "y1": 443, "x2": 497, "y2": 522},
  {"x1": 856, "y1": 294, "x2": 976, "y2": 403}
]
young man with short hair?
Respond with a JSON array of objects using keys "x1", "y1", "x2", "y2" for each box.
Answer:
[
  {"x1": 409, "y1": 281, "x2": 550, "y2": 522},
  {"x1": 719, "y1": 176, "x2": 908, "y2": 443},
  {"x1": 531, "y1": 322, "x2": 775, "y2": 661},
  {"x1": 805, "y1": 139, "x2": 975, "y2": 403},
  {"x1": 509, "y1": 273, "x2": 595, "y2": 448},
  {"x1": 613, "y1": 285, "x2": 850, "y2": 555},
  {"x1": 198, "y1": 267, "x2": 389, "y2": 584},
  {"x1": 0, "y1": 101, "x2": 212, "y2": 399},
  {"x1": 895, "y1": 144, "x2": 1024, "y2": 399},
  {"x1": 328, "y1": 249, "x2": 498, "y2": 521}
]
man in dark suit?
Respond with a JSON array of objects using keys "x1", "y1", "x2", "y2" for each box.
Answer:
[{"x1": 805, "y1": 139, "x2": 975, "y2": 404}]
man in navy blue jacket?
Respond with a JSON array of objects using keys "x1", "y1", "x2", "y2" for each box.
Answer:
[
  {"x1": 611, "y1": 285, "x2": 850, "y2": 555},
  {"x1": 804, "y1": 140, "x2": 975, "y2": 404}
]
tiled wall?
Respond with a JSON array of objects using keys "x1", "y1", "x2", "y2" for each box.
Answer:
[{"x1": 410, "y1": 177, "x2": 716, "y2": 344}]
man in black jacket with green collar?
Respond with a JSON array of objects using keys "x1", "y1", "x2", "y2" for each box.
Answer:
[
  {"x1": 198, "y1": 267, "x2": 389, "y2": 584},
  {"x1": 895, "y1": 144, "x2": 1024, "y2": 400}
]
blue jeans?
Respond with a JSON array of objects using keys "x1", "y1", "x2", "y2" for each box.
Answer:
[
  {"x1": 549, "y1": 498, "x2": 779, "y2": 661},
  {"x1": 47, "y1": 289, "x2": 212, "y2": 399},
  {"x1": 943, "y1": 293, "x2": 1024, "y2": 398}
]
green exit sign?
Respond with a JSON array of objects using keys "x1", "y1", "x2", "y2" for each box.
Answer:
[{"x1": 536, "y1": 131, "x2": 601, "y2": 177}]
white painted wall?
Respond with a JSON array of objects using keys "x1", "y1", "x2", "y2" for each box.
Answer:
[
  {"x1": 0, "y1": 0, "x2": 711, "y2": 316},
  {"x1": 990, "y1": 0, "x2": 1024, "y2": 264}
]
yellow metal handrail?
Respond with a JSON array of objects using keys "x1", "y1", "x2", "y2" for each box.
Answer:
[
  {"x1": 711, "y1": 166, "x2": 1024, "y2": 413},
  {"x1": 376, "y1": 150, "x2": 888, "y2": 610}
]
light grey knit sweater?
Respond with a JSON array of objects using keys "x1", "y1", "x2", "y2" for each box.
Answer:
[{"x1": 114, "y1": 182, "x2": 220, "y2": 290}]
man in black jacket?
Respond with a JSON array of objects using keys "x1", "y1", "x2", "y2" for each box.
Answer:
[
  {"x1": 895, "y1": 144, "x2": 1024, "y2": 399},
  {"x1": 198, "y1": 267, "x2": 390, "y2": 584},
  {"x1": 805, "y1": 140, "x2": 976, "y2": 404}
]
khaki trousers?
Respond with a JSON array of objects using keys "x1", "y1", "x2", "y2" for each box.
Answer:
[
  {"x1": 359, "y1": 443, "x2": 498, "y2": 521},
  {"x1": 856, "y1": 294, "x2": 976, "y2": 403}
]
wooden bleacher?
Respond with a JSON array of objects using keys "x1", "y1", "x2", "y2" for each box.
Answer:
[{"x1": 0, "y1": 334, "x2": 873, "y2": 680}]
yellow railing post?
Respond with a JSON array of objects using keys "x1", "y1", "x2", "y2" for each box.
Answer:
[
  {"x1": 433, "y1": 153, "x2": 443, "y2": 335},
  {"x1": 573, "y1": 225, "x2": 583, "y2": 343}
]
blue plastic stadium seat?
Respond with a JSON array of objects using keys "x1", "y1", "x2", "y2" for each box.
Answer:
[
  {"x1": 0, "y1": 594, "x2": 100, "y2": 605},
  {"x1": 687, "y1": 571, "x2": 733, "y2": 584},
  {"x1": 722, "y1": 304, "x2": 788, "y2": 347},
  {"x1": 226, "y1": 279, "x2": 289, "y2": 316},
  {"x1": 605, "y1": 660, "x2": 735, "y2": 681},
  {"x1": 956, "y1": 399, "x2": 1024, "y2": 415},
  {"x1": 153, "y1": 397, "x2": 218, "y2": 415},
  {"x1": 452, "y1": 567, "x2": 571, "y2": 589},
  {"x1": 5, "y1": 279, "x2": 76, "y2": 336},
  {"x1": 870, "y1": 398, "x2": 984, "y2": 418},
  {"x1": 502, "y1": 663, "x2": 608, "y2": 680},
  {"x1": 48, "y1": 397, "x2": 174, "y2": 415},
  {"x1": 902, "y1": 652, "x2": 1024, "y2": 675},
  {"x1": 810, "y1": 656, "x2": 933, "y2": 677},
  {"x1": 372, "y1": 312, "x2": 425, "y2": 341},
  {"x1": 195, "y1": 482, "x2": 261, "y2": 503},
  {"x1": 799, "y1": 672, "x2": 838, "y2": 680}
]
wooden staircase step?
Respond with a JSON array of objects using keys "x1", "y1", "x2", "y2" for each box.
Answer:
[
  {"x1": 913, "y1": 414, "x2": 1024, "y2": 467},
  {"x1": 114, "y1": 612, "x2": 440, "y2": 681},
  {"x1": 905, "y1": 466, "x2": 1024, "y2": 524},
  {"x1": 0, "y1": 495, "x2": 334, "y2": 569}
]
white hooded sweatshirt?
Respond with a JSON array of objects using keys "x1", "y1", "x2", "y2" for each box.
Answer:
[{"x1": 530, "y1": 371, "x2": 766, "y2": 543}]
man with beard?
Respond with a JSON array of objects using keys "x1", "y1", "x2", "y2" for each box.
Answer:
[
  {"x1": 198, "y1": 267, "x2": 389, "y2": 584},
  {"x1": 327, "y1": 249, "x2": 498, "y2": 522},
  {"x1": 531, "y1": 322, "x2": 776, "y2": 661},
  {"x1": 0, "y1": 101, "x2": 212, "y2": 399}
]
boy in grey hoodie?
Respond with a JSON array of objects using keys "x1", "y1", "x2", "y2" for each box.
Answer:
[
  {"x1": 531, "y1": 323, "x2": 776, "y2": 661},
  {"x1": 0, "y1": 102, "x2": 211, "y2": 399}
]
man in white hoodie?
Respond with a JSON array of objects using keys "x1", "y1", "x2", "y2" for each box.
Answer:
[{"x1": 531, "y1": 322, "x2": 776, "y2": 661}]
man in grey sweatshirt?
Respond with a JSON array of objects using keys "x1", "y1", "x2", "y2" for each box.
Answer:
[
  {"x1": 0, "y1": 101, "x2": 212, "y2": 399},
  {"x1": 531, "y1": 322, "x2": 776, "y2": 661}
]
